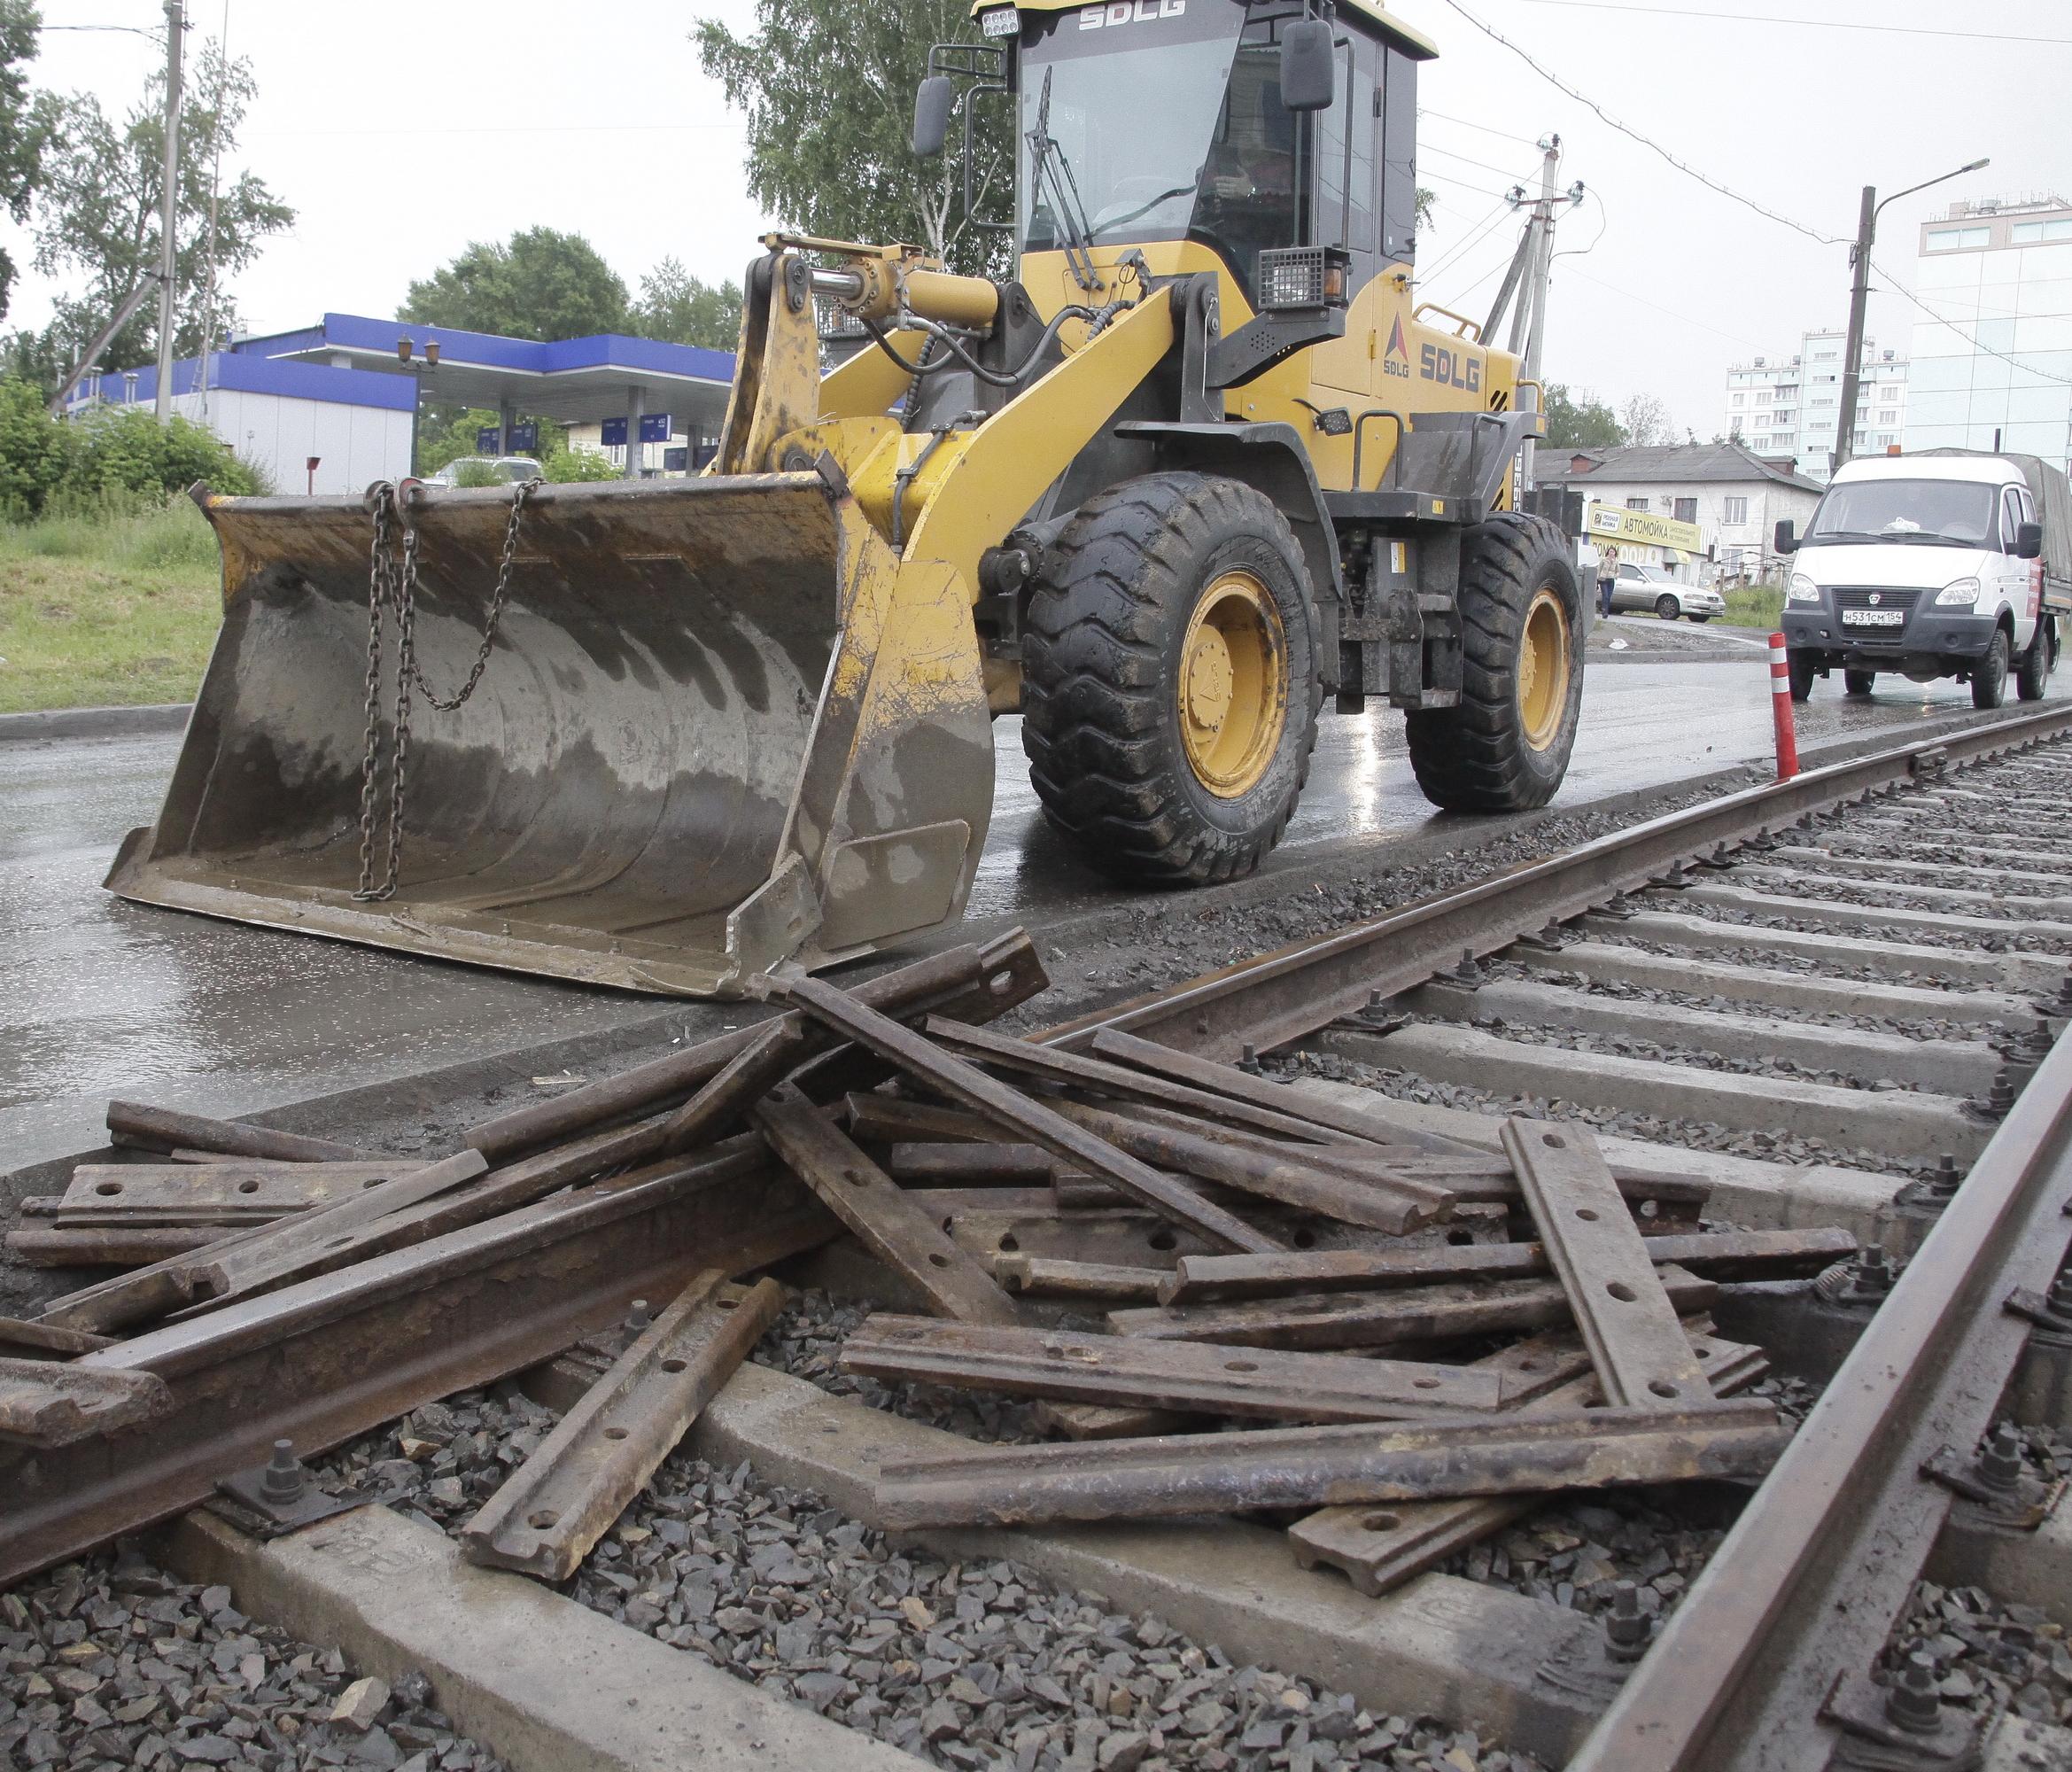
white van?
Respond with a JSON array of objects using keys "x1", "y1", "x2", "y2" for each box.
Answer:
[{"x1": 1776, "y1": 450, "x2": 2070, "y2": 708}]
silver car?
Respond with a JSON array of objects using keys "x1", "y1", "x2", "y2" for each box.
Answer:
[{"x1": 1608, "y1": 562, "x2": 1726, "y2": 623}]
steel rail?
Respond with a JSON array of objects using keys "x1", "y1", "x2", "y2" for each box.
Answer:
[
  {"x1": 1567, "y1": 981, "x2": 2072, "y2": 1769},
  {"x1": 0, "y1": 1160, "x2": 833, "y2": 1589},
  {"x1": 1039, "y1": 703, "x2": 2072, "y2": 1060}
]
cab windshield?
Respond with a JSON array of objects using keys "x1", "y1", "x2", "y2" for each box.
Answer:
[
  {"x1": 1019, "y1": 4, "x2": 1296, "y2": 299},
  {"x1": 1804, "y1": 478, "x2": 1998, "y2": 548}
]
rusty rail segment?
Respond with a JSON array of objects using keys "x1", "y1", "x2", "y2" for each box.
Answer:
[
  {"x1": 1040, "y1": 702, "x2": 2072, "y2": 1059},
  {"x1": 0, "y1": 1157, "x2": 834, "y2": 1587},
  {"x1": 1566, "y1": 997, "x2": 2072, "y2": 1770}
]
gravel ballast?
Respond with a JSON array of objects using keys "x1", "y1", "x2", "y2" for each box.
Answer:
[{"x1": 0, "y1": 1545, "x2": 505, "y2": 1772}]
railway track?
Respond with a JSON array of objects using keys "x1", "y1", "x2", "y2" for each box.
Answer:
[{"x1": 6, "y1": 702, "x2": 2072, "y2": 1772}]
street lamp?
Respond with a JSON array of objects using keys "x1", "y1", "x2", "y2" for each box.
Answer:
[{"x1": 1834, "y1": 157, "x2": 1989, "y2": 473}]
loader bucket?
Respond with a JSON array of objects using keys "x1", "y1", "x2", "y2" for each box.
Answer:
[{"x1": 105, "y1": 475, "x2": 996, "y2": 997}]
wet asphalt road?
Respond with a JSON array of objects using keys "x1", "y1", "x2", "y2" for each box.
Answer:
[{"x1": 3, "y1": 640, "x2": 2053, "y2": 1171}]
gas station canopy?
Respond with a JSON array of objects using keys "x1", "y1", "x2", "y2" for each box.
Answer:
[{"x1": 234, "y1": 312, "x2": 738, "y2": 436}]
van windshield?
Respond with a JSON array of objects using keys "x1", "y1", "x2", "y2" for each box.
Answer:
[{"x1": 1804, "y1": 478, "x2": 1997, "y2": 548}]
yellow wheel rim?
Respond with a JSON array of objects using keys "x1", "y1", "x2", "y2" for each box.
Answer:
[
  {"x1": 1177, "y1": 570, "x2": 1288, "y2": 798},
  {"x1": 1517, "y1": 586, "x2": 1571, "y2": 752}
]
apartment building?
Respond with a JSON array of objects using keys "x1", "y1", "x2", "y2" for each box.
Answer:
[{"x1": 1723, "y1": 329, "x2": 1908, "y2": 479}]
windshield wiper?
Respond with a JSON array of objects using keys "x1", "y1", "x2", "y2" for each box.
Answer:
[
  {"x1": 1026, "y1": 68, "x2": 1101, "y2": 293},
  {"x1": 1095, "y1": 184, "x2": 1196, "y2": 235}
]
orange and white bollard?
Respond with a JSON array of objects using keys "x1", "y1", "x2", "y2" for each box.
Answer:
[{"x1": 1768, "y1": 631, "x2": 1799, "y2": 781}]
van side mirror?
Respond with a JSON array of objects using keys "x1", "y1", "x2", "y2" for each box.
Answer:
[
  {"x1": 1280, "y1": 18, "x2": 1336, "y2": 112},
  {"x1": 1773, "y1": 518, "x2": 1797, "y2": 555},
  {"x1": 2015, "y1": 519, "x2": 2044, "y2": 560},
  {"x1": 912, "y1": 75, "x2": 955, "y2": 157}
]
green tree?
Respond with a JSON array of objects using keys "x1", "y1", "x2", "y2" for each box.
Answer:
[
  {"x1": 694, "y1": 0, "x2": 1012, "y2": 276},
  {"x1": 400, "y1": 228, "x2": 629, "y2": 341},
  {"x1": 630, "y1": 257, "x2": 742, "y2": 349},
  {"x1": 1541, "y1": 382, "x2": 1626, "y2": 450},
  {"x1": 0, "y1": 371, "x2": 72, "y2": 509},
  {"x1": 0, "y1": 3, "x2": 43, "y2": 321},
  {"x1": 28, "y1": 39, "x2": 291, "y2": 379}
]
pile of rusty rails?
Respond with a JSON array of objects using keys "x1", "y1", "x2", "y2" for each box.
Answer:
[{"x1": 2, "y1": 701, "x2": 2071, "y2": 1771}]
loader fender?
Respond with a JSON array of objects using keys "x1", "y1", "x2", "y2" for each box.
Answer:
[{"x1": 1109, "y1": 420, "x2": 1342, "y2": 610}]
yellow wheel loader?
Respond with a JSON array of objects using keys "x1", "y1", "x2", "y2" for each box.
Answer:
[{"x1": 107, "y1": 0, "x2": 1583, "y2": 997}]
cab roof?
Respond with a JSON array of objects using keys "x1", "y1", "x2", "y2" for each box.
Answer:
[
  {"x1": 1834, "y1": 454, "x2": 2022, "y2": 486},
  {"x1": 974, "y1": 0, "x2": 1441, "y2": 60}
]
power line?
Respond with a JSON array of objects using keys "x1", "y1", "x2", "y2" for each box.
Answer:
[
  {"x1": 1501, "y1": 0, "x2": 2072, "y2": 46},
  {"x1": 1417, "y1": 164, "x2": 1518, "y2": 204},
  {"x1": 1417, "y1": 105, "x2": 1540, "y2": 148},
  {"x1": 1432, "y1": 0, "x2": 1843, "y2": 246},
  {"x1": 1557, "y1": 260, "x2": 1768, "y2": 349},
  {"x1": 1419, "y1": 139, "x2": 1539, "y2": 184},
  {"x1": 1871, "y1": 260, "x2": 2072, "y2": 387}
]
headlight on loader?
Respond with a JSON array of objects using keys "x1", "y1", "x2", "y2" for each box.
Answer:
[{"x1": 1934, "y1": 577, "x2": 1983, "y2": 606}]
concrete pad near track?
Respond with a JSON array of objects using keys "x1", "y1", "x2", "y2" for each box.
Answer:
[
  {"x1": 1402, "y1": 975, "x2": 2004, "y2": 1094},
  {"x1": 1509, "y1": 939, "x2": 2038, "y2": 1033},
  {"x1": 1579, "y1": 910, "x2": 2066, "y2": 991},
  {"x1": 1673, "y1": 881, "x2": 2072, "y2": 945},
  {"x1": 1284, "y1": 1079, "x2": 1911, "y2": 1247},
  {"x1": 1323, "y1": 1022, "x2": 1987, "y2": 1163},
  {"x1": 165, "y1": 1504, "x2": 927, "y2": 1772}
]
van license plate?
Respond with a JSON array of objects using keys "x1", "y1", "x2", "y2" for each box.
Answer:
[{"x1": 1842, "y1": 609, "x2": 1905, "y2": 627}]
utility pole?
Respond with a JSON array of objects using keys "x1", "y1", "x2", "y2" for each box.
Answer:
[
  {"x1": 1833, "y1": 185, "x2": 1875, "y2": 478},
  {"x1": 1833, "y1": 156, "x2": 1989, "y2": 476},
  {"x1": 152, "y1": 0, "x2": 184, "y2": 421},
  {"x1": 1517, "y1": 134, "x2": 1561, "y2": 494}
]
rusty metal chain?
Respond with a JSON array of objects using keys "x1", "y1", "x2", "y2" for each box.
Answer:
[{"x1": 352, "y1": 478, "x2": 540, "y2": 902}]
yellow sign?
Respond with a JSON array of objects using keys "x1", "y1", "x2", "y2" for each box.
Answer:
[{"x1": 1587, "y1": 502, "x2": 1702, "y2": 553}]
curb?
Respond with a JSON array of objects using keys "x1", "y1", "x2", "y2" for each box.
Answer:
[{"x1": 0, "y1": 703, "x2": 192, "y2": 744}]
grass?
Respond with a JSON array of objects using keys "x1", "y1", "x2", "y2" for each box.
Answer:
[
  {"x1": 1719, "y1": 582, "x2": 1786, "y2": 631},
  {"x1": 0, "y1": 494, "x2": 222, "y2": 713}
]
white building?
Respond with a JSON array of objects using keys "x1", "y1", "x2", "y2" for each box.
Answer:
[
  {"x1": 1723, "y1": 329, "x2": 1909, "y2": 479},
  {"x1": 1905, "y1": 194, "x2": 2072, "y2": 477},
  {"x1": 1537, "y1": 443, "x2": 1825, "y2": 584}
]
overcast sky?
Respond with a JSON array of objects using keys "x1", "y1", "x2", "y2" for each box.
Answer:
[{"x1": 7, "y1": 0, "x2": 2068, "y2": 438}]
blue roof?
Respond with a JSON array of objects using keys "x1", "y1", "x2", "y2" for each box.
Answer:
[
  {"x1": 79, "y1": 351, "x2": 422, "y2": 414},
  {"x1": 84, "y1": 312, "x2": 740, "y2": 423}
]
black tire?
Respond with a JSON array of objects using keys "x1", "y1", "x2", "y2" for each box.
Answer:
[
  {"x1": 1843, "y1": 669, "x2": 1875, "y2": 696},
  {"x1": 1655, "y1": 594, "x2": 1679, "y2": 621},
  {"x1": 1788, "y1": 649, "x2": 1816, "y2": 701},
  {"x1": 1021, "y1": 471, "x2": 1319, "y2": 884},
  {"x1": 2017, "y1": 618, "x2": 2053, "y2": 701},
  {"x1": 1973, "y1": 629, "x2": 2010, "y2": 709},
  {"x1": 1406, "y1": 512, "x2": 1584, "y2": 813}
]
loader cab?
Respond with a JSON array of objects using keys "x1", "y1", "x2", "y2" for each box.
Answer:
[{"x1": 1000, "y1": 0, "x2": 1431, "y2": 311}]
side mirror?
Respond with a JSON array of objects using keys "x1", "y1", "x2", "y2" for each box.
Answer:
[
  {"x1": 1773, "y1": 518, "x2": 1798, "y2": 556},
  {"x1": 2015, "y1": 519, "x2": 2044, "y2": 560},
  {"x1": 1280, "y1": 18, "x2": 1336, "y2": 113},
  {"x1": 912, "y1": 75, "x2": 955, "y2": 158}
]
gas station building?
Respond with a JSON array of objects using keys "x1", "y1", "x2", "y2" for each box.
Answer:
[{"x1": 67, "y1": 311, "x2": 739, "y2": 497}]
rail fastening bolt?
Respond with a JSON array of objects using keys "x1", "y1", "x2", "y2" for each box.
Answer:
[
  {"x1": 1603, "y1": 1582, "x2": 1652, "y2": 1662},
  {"x1": 620, "y1": 1298, "x2": 652, "y2": 1349},
  {"x1": 1847, "y1": 1246, "x2": 1894, "y2": 1299},
  {"x1": 1886, "y1": 1653, "x2": 1944, "y2": 1732},
  {"x1": 259, "y1": 1439, "x2": 307, "y2": 1505},
  {"x1": 2048, "y1": 1267, "x2": 2072, "y2": 1318},
  {"x1": 1976, "y1": 1422, "x2": 2024, "y2": 1493}
]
